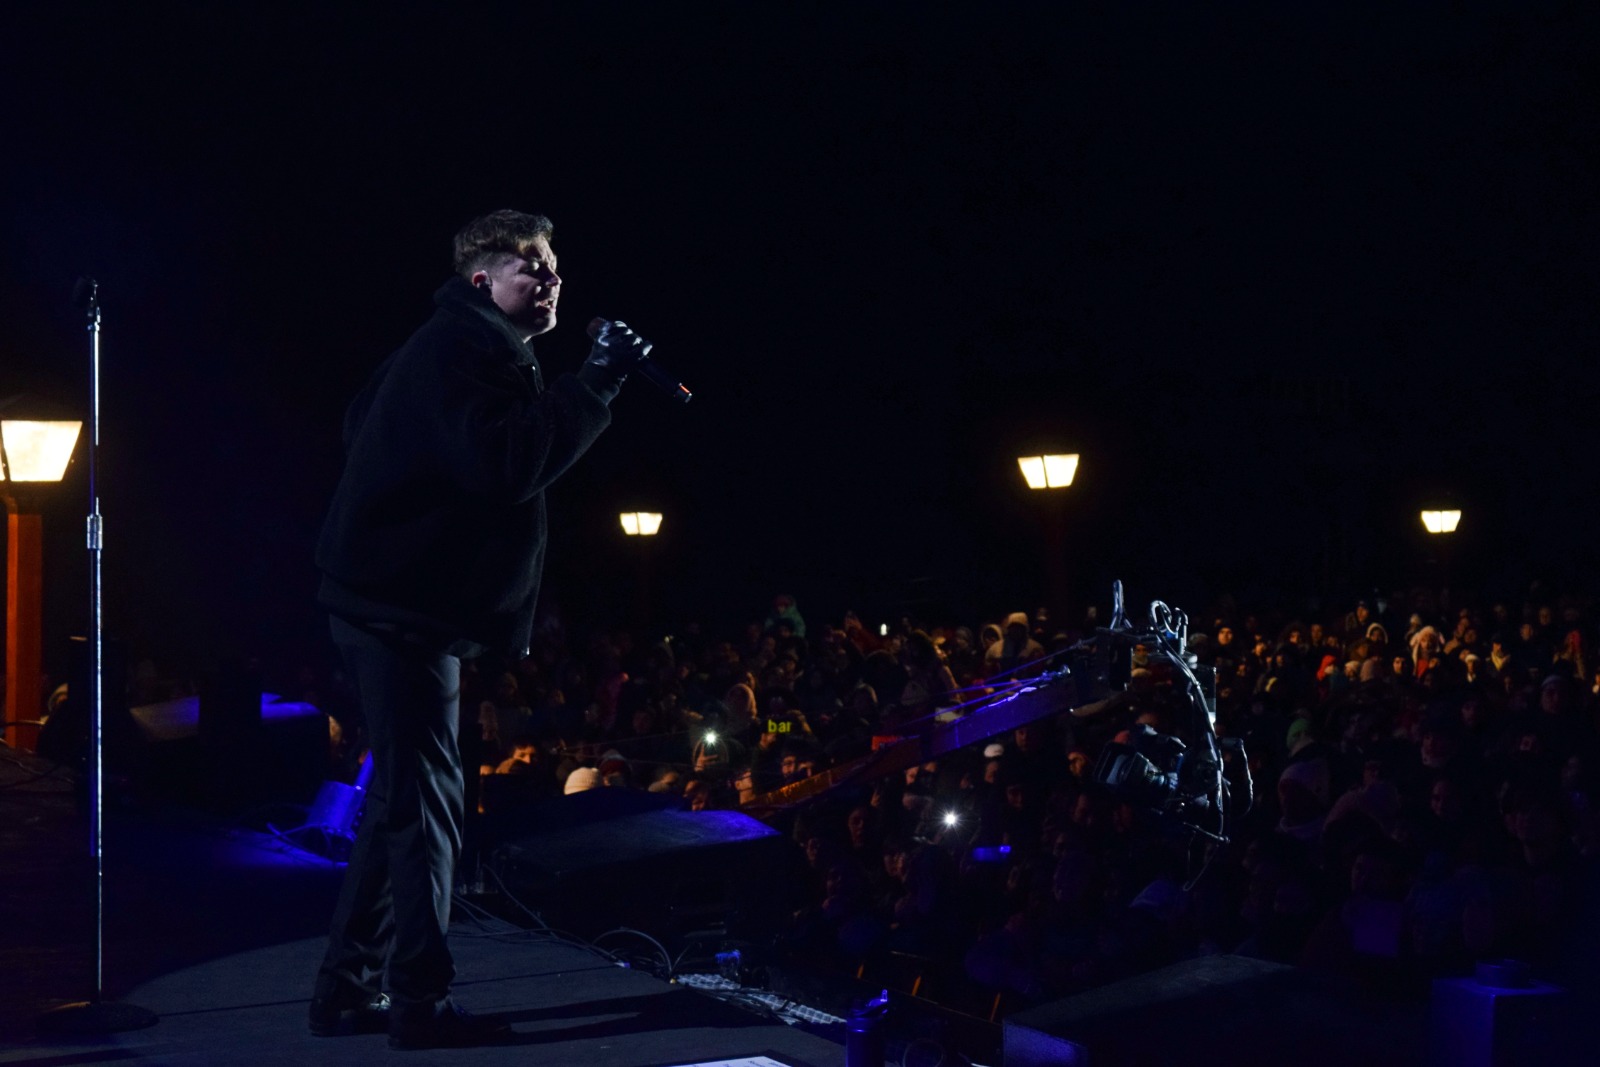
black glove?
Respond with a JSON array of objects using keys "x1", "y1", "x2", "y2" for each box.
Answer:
[
  {"x1": 577, "y1": 320, "x2": 649, "y2": 403},
  {"x1": 584, "y1": 320, "x2": 651, "y2": 378}
]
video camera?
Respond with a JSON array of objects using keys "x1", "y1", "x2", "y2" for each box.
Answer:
[{"x1": 1089, "y1": 581, "x2": 1252, "y2": 843}]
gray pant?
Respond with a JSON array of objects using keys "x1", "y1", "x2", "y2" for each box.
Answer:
[{"x1": 315, "y1": 615, "x2": 463, "y2": 1011}]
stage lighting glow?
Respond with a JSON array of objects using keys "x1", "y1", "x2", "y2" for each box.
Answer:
[{"x1": 942, "y1": 811, "x2": 959, "y2": 827}]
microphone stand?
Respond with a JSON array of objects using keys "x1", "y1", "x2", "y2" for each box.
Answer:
[{"x1": 38, "y1": 280, "x2": 158, "y2": 1035}]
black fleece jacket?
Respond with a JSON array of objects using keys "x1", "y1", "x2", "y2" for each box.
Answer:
[{"x1": 316, "y1": 277, "x2": 616, "y2": 657}]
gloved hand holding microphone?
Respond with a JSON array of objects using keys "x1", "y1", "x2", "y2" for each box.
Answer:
[{"x1": 580, "y1": 317, "x2": 692, "y2": 403}]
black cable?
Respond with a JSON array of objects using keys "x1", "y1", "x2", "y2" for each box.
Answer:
[
  {"x1": 450, "y1": 893, "x2": 561, "y2": 946},
  {"x1": 593, "y1": 927, "x2": 673, "y2": 979},
  {"x1": 473, "y1": 864, "x2": 632, "y2": 964},
  {"x1": 480, "y1": 863, "x2": 552, "y2": 932},
  {"x1": 0, "y1": 750, "x2": 76, "y2": 791},
  {"x1": 229, "y1": 800, "x2": 312, "y2": 830},
  {"x1": 0, "y1": 718, "x2": 48, "y2": 731},
  {"x1": 691, "y1": 984, "x2": 787, "y2": 1023},
  {"x1": 0, "y1": 771, "x2": 74, "y2": 792}
]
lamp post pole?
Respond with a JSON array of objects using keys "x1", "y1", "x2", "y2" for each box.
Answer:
[
  {"x1": 1017, "y1": 454, "x2": 1079, "y2": 620},
  {"x1": 620, "y1": 512, "x2": 663, "y2": 629},
  {"x1": 1420, "y1": 508, "x2": 1462, "y2": 613},
  {"x1": 2, "y1": 404, "x2": 86, "y2": 750},
  {"x1": 3, "y1": 495, "x2": 44, "y2": 750}
]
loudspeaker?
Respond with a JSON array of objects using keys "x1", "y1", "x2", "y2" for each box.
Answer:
[
  {"x1": 199, "y1": 659, "x2": 264, "y2": 806},
  {"x1": 487, "y1": 790, "x2": 789, "y2": 944},
  {"x1": 1431, "y1": 966, "x2": 1571, "y2": 1067},
  {"x1": 1003, "y1": 955, "x2": 1424, "y2": 1067},
  {"x1": 38, "y1": 635, "x2": 137, "y2": 769}
]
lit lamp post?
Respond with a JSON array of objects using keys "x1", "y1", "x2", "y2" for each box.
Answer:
[
  {"x1": 2, "y1": 401, "x2": 84, "y2": 751},
  {"x1": 1017, "y1": 454, "x2": 1079, "y2": 621},
  {"x1": 1419, "y1": 509, "x2": 1461, "y2": 535},
  {"x1": 1017, "y1": 453, "x2": 1079, "y2": 491},
  {"x1": 1420, "y1": 507, "x2": 1462, "y2": 610},
  {"x1": 619, "y1": 511, "x2": 664, "y2": 537},
  {"x1": 620, "y1": 511, "x2": 663, "y2": 627}
]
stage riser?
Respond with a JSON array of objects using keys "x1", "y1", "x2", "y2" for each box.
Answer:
[{"x1": 1003, "y1": 955, "x2": 1423, "y2": 1067}]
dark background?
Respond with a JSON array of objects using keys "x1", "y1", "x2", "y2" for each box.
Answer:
[{"x1": 3, "y1": 3, "x2": 1597, "y2": 686}]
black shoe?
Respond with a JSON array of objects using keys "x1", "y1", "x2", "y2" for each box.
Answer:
[
  {"x1": 308, "y1": 990, "x2": 391, "y2": 1037},
  {"x1": 388, "y1": 1001, "x2": 511, "y2": 1051}
]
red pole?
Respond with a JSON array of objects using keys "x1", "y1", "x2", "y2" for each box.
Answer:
[{"x1": 4, "y1": 501, "x2": 44, "y2": 751}]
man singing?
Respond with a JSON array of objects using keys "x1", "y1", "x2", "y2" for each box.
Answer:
[{"x1": 308, "y1": 210, "x2": 647, "y2": 1049}]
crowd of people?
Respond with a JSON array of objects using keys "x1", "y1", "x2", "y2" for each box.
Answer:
[{"x1": 316, "y1": 585, "x2": 1600, "y2": 1014}]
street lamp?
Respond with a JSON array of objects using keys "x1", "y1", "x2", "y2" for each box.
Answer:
[
  {"x1": 619, "y1": 511, "x2": 663, "y2": 626},
  {"x1": 1420, "y1": 506, "x2": 1463, "y2": 612},
  {"x1": 619, "y1": 511, "x2": 664, "y2": 536},
  {"x1": 1015, "y1": 453, "x2": 1080, "y2": 623},
  {"x1": 2, "y1": 399, "x2": 84, "y2": 750},
  {"x1": 1420, "y1": 509, "x2": 1461, "y2": 534},
  {"x1": 1017, "y1": 453, "x2": 1079, "y2": 490}
]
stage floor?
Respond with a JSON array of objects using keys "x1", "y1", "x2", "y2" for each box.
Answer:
[
  {"x1": 0, "y1": 763, "x2": 842, "y2": 1067},
  {"x1": 8, "y1": 925, "x2": 845, "y2": 1067}
]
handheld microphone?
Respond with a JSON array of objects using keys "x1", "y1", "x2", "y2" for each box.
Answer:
[
  {"x1": 587, "y1": 317, "x2": 692, "y2": 403},
  {"x1": 72, "y1": 276, "x2": 99, "y2": 309}
]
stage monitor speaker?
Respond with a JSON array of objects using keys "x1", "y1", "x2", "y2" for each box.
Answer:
[
  {"x1": 37, "y1": 636, "x2": 136, "y2": 770},
  {"x1": 1431, "y1": 966, "x2": 1571, "y2": 1067},
  {"x1": 487, "y1": 790, "x2": 789, "y2": 945},
  {"x1": 199, "y1": 658, "x2": 262, "y2": 743},
  {"x1": 1003, "y1": 955, "x2": 1425, "y2": 1067}
]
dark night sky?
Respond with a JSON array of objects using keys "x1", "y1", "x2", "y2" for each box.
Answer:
[{"x1": 3, "y1": 3, "x2": 1598, "y2": 682}]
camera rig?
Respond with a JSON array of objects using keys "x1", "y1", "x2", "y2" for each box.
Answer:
[
  {"x1": 739, "y1": 581, "x2": 1251, "y2": 851},
  {"x1": 1089, "y1": 580, "x2": 1253, "y2": 843}
]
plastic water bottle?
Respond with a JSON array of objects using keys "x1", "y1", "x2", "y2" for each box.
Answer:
[{"x1": 846, "y1": 989, "x2": 888, "y2": 1067}]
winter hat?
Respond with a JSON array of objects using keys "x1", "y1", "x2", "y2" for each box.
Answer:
[
  {"x1": 1285, "y1": 717, "x2": 1314, "y2": 755},
  {"x1": 1327, "y1": 779, "x2": 1401, "y2": 831},
  {"x1": 563, "y1": 767, "x2": 601, "y2": 795},
  {"x1": 1005, "y1": 612, "x2": 1030, "y2": 629},
  {"x1": 1278, "y1": 758, "x2": 1331, "y2": 807}
]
